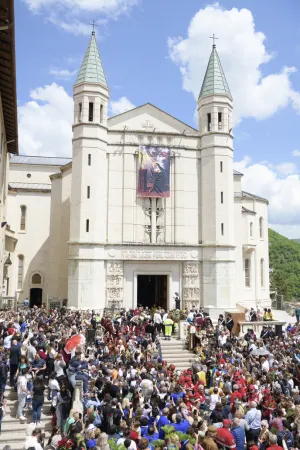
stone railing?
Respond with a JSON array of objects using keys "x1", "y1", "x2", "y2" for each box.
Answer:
[
  {"x1": 0, "y1": 296, "x2": 17, "y2": 311},
  {"x1": 238, "y1": 320, "x2": 285, "y2": 336},
  {"x1": 72, "y1": 380, "x2": 83, "y2": 414}
]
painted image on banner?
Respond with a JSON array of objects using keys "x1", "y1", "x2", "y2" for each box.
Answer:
[{"x1": 137, "y1": 146, "x2": 170, "y2": 197}]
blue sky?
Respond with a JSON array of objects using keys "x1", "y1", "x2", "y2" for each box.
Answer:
[{"x1": 15, "y1": 0, "x2": 300, "y2": 237}]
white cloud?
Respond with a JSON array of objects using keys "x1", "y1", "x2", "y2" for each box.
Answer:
[
  {"x1": 109, "y1": 96, "x2": 136, "y2": 116},
  {"x1": 292, "y1": 150, "x2": 300, "y2": 157},
  {"x1": 274, "y1": 162, "x2": 297, "y2": 176},
  {"x1": 18, "y1": 83, "x2": 73, "y2": 157},
  {"x1": 18, "y1": 84, "x2": 135, "y2": 156},
  {"x1": 24, "y1": 0, "x2": 139, "y2": 35},
  {"x1": 168, "y1": 3, "x2": 300, "y2": 124},
  {"x1": 234, "y1": 156, "x2": 300, "y2": 237},
  {"x1": 49, "y1": 68, "x2": 77, "y2": 80}
]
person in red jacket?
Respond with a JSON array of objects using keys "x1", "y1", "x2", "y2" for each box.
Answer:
[
  {"x1": 215, "y1": 419, "x2": 236, "y2": 450},
  {"x1": 262, "y1": 389, "x2": 276, "y2": 419},
  {"x1": 266, "y1": 434, "x2": 284, "y2": 450},
  {"x1": 230, "y1": 385, "x2": 242, "y2": 405}
]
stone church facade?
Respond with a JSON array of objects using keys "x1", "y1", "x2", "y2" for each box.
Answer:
[{"x1": 4, "y1": 33, "x2": 270, "y2": 312}]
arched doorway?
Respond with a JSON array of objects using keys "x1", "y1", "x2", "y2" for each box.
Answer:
[
  {"x1": 30, "y1": 288, "x2": 43, "y2": 308},
  {"x1": 30, "y1": 272, "x2": 43, "y2": 308}
]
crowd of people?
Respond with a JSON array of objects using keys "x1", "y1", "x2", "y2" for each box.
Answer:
[{"x1": 0, "y1": 304, "x2": 299, "y2": 450}]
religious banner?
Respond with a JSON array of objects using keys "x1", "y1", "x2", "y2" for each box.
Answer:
[{"x1": 137, "y1": 146, "x2": 171, "y2": 197}]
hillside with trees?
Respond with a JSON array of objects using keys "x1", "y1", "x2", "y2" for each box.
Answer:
[{"x1": 269, "y1": 228, "x2": 300, "y2": 301}]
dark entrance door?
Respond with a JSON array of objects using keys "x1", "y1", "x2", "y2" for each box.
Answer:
[
  {"x1": 137, "y1": 275, "x2": 167, "y2": 310},
  {"x1": 30, "y1": 288, "x2": 43, "y2": 308}
]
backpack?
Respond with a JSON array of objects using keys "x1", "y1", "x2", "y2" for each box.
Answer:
[{"x1": 108, "y1": 408, "x2": 122, "y2": 433}]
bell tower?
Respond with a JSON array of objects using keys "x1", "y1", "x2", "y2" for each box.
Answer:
[
  {"x1": 198, "y1": 40, "x2": 235, "y2": 308},
  {"x1": 68, "y1": 31, "x2": 109, "y2": 309}
]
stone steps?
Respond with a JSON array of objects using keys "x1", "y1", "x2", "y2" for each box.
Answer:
[
  {"x1": 160, "y1": 337, "x2": 197, "y2": 371},
  {"x1": 0, "y1": 386, "x2": 52, "y2": 449}
]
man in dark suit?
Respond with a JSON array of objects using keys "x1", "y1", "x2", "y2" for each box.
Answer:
[{"x1": 9, "y1": 339, "x2": 21, "y2": 386}]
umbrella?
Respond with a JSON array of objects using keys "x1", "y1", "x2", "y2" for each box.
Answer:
[
  {"x1": 250, "y1": 347, "x2": 271, "y2": 356},
  {"x1": 64, "y1": 334, "x2": 86, "y2": 354}
]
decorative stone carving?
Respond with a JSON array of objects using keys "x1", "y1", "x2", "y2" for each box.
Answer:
[
  {"x1": 107, "y1": 262, "x2": 123, "y2": 275},
  {"x1": 107, "y1": 275, "x2": 122, "y2": 287},
  {"x1": 106, "y1": 261, "x2": 123, "y2": 307},
  {"x1": 183, "y1": 262, "x2": 199, "y2": 275},
  {"x1": 143, "y1": 198, "x2": 152, "y2": 243},
  {"x1": 183, "y1": 276, "x2": 197, "y2": 287},
  {"x1": 156, "y1": 198, "x2": 165, "y2": 243},
  {"x1": 182, "y1": 261, "x2": 200, "y2": 309}
]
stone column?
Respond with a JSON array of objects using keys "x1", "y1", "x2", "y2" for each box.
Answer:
[
  {"x1": 106, "y1": 261, "x2": 124, "y2": 308},
  {"x1": 182, "y1": 261, "x2": 200, "y2": 310}
]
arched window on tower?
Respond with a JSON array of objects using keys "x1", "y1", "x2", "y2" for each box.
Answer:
[
  {"x1": 17, "y1": 255, "x2": 24, "y2": 290},
  {"x1": 100, "y1": 104, "x2": 103, "y2": 123},
  {"x1": 31, "y1": 273, "x2": 42, "y2": 285},
  {"x1": 88, "y1": 102, "x2": 94, "y2": 122},
  {"x1": 78, "y1": 103, "x2": 82, "y2": 123},
  {"x1": 218, "y1": 112, "x2": 222, "y2": 130},
  {"x1": 250, "y1": 222, "x2": 253, "y2": 237},
  {"x1": 259, "y1": 217, "x2": 264, "y2": 239},
  {"x1": 20, "y1": 205, "x2": 26, "y2": 231}
]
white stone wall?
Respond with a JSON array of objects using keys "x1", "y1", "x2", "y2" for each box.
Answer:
[
  {"x1": 0, "y1": 96, "x2": 10, "y2": 295},
  {"x1": 9, "y1": 164, "x2": 58, "y2": 184},
  {"x1": 6, "y1": 189, "x2": 51, "y2": 304},
  {"x1": 234, "y1": 198, "x2": 270, "y2": 309},
  {"x1": 48, "y1": 168, "x2": 72, "y2": 299}
]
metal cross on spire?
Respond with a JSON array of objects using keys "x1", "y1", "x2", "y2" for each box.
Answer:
[
  {"x1": 90, "y1": 20, "x2": 98, "y2": 34},
  {"x1": 210, "y1": 34, "x2": 218, "y2": 47}
]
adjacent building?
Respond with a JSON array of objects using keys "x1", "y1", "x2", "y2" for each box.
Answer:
[{"x1": 0, "y1": 0, "x2": 18, "y2": 301}]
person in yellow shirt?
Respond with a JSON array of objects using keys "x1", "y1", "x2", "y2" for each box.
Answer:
[
  {"x1": 163, "y1": 315, "x2": 174, "y2": 340},
  {"x1": 263, "y1": 308, "x2": 274, "y2": 321},
  {"x1": 197, "y1": 369, "x2": 207, "y2": 386}
]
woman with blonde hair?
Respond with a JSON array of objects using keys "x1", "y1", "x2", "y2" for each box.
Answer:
[
  {"x1": 258, "y1": 420, "x2": 269, "y2": 450},
  {"x1": 97, "y1": 432, "x2": 110, "y2": 450}
]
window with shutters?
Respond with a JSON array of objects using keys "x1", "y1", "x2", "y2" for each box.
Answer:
[
  {"x1": 250, "y1": 222, "x2": 253, "y2": 237},
  {"x1": 245, "y1": 258, "x2": 251, "y2": 287},
  {"x1": 17, "y1": 255, "x2": 24, "y2": 290},
  {"x1": 259, "y1": 217, "x2": 264, "y2": 239},
  {"x1": 20, "y1": 205, "x2": 26, "y2": 231}
]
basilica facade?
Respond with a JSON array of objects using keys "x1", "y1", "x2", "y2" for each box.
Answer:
[{"x1": 4, "y1": 33, "x2": 270, "y2": 313}]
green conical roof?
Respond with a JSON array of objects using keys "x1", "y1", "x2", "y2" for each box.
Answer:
[
  {"x1": 199, "y1": 45, "x2": 232, "y2": 99},
  {"x1": 75, "y1": 32, "x2": 107, "y2": 87}
]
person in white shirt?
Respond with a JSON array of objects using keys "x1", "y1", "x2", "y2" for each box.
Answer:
[
  {"x1": 117, "y1": 429, "x2": 137, "y2": 450},
  {"x1": 187, "y1": 310, "x2": 195, "y2": 323},
  {"x1": 27, "y1": 342, "x2": 37, "y2": 364},
  {"x1": 209, "y1": 387, "x2": 220, "y2": 411},
  {"x1": 3, "y1": 334, "x2": 13, "y2": 350},
  {"x1": 153, "y1": 311, "x2": 162, "y2": 334},
  {"x1": 23, "y1": 428, "x2": 43, "y2": 450},
  {"x1": 261, "y1": 357, "x2": 270, "y2": 373},
  {"x1": 54, "y1": 354, "x2": 66, "y2": 381},
  {"x1": 218, "y1": 332, "x2": 227, "y2": 348},
  {"x1": 17, "y1": 369, "x2": 29, "y2": 421}
]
